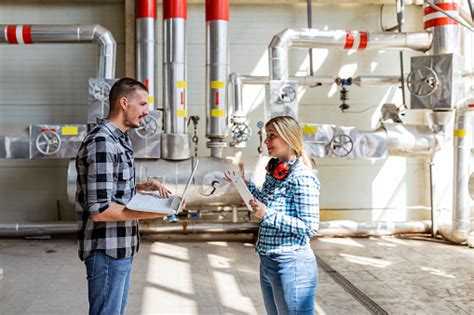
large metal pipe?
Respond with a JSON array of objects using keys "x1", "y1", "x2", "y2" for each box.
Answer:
[
  {"x1": 206, "y1": 0, "x2": 230, "y2": 158},
  {"x1": 269, "y1": 28, "x2": 432, "y2": 80},
  {"x1": 0, "y1": 220, "x2": 431, "y2": 237},
  {"x1": 136, "y1": 0, "x2": 157, "y2": 110},
  {"x1": 423, "y1": 0, "x2": 460, "y2": 55},
  {"x1": 384, "y1": 123, "x2": 439, "y2": 158},
  {"x1": 440, "y1": 108, "x2": 473, "y2": 243},
  {"x1": 0, "y1": 24, "x2": 116, "y2": 79},
  {"x1": 161, "y1": 0, "x2": 191, "y2": 160}
]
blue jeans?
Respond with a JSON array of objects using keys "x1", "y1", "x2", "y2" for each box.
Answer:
[
  {"x1": 84, "y1": 250, "x2": 133, "y2": 315},
  {"x1": 259, "y1": 247, "x2": 318, "y2": 315}
]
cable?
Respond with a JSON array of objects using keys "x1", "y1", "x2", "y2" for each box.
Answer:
[{"x1": 342, "y1": 105, "x2": 379, "y2": 114}]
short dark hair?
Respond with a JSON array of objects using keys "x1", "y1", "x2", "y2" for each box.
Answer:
[{"x1": 109, "y1": 77, "x2": 148, "y2": 113}]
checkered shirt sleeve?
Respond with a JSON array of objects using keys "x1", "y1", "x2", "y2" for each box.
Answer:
[{"x1": 247, "y1": 162, "x2": 320, "y2": 254}]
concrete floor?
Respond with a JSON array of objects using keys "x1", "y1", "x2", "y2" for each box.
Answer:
[{"x1": 0, "y1": 235, "x2": 473, "y2": 315}]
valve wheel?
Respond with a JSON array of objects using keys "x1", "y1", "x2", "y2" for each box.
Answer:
[
  {"x1": 35, "y1": 130, "x2": 61, "y2": 155},
  {"x1": 231, "y1": 123, "x2": 252, "y2": 143},
  {"x1": 407, "y1": 66, "x2": 439, "y2": 97},
  {"x1": 330, "y1": 134, "x2": 353, "y2": 157},
  {"x1": 134, "y1": 115, "x2": 159, "y2": 139},
  {"x1": 278, "y1": 85, "x2": 297, "y2": 103},
  {"x1": 89, "y1": 80, "x2": 111, "y2": 101}
]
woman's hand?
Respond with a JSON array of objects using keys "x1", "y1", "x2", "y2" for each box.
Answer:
[
  {"x1": 224, "y1": 164, "x2": 249, "y2": 184},
  {"x1": 249, "y1": 198, "x2": 266, "y2": 219},
  {"x1": 137, "y1": 180, "x2": 171, "y2": 198}
]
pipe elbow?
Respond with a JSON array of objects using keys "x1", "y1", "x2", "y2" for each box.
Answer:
[
  {"x1": 92, "y1": 24, "x2": 116, "y2": 48},
  {"x1": 439, "y1": 225, "x2": 470, "y2": 244},
  {"x1": 268, "y1": 28, "x2": 297, "y2": 49}
]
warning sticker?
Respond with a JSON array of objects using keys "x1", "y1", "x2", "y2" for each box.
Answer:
[
  {"x1": 176, "y1": 109, "x2": 187, "y2": 117},
  {"x1": 211, "y1": 81, "x2": 224, "y2": 89},
  {"x1": 176, "y1": 81, "x2": 187, "y2": 88},
  {"x1": 211, "y1": 109, "x2": 225, "y2": 117},
  {"x1": 302, "y1": 125, "x2": 318, "y2": 134},
  {"x1": 61, "y1": 126, "x2": 78, "y2": 136},
  {"x1": 454, "y1": 129, "x2": 465, "y2": 138}
]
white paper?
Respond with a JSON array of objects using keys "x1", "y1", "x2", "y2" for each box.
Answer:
[
  {"x1": 230, "y1": 176, "x2": 254, "y2": 210},
  {"x1": 126, "y1": 192, "x2": 181, "y2": 215}
]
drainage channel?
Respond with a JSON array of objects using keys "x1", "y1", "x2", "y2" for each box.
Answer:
[{"x1": 316, "y1": 255, "x2": 389, "y2": 315}]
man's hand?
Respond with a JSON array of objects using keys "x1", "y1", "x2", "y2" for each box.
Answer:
[{"x1": 137, "y1": 180, "x2": 171, "y2": 198}]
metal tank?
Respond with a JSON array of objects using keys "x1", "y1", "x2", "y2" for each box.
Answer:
[{"x1": 68, "y1": 156, "x2": 269, "y2": 208}]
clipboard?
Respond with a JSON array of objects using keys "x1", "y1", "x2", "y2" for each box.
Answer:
[{"x1": 230, "y1": 175, "x2": 253, "y2": 210}]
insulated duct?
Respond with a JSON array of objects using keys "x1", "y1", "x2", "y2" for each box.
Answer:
[
  {"x1": 268, "y1": 28, "x2": 432, "y2": 80},
  {"x1": 161, "y1": 0, "x2": 191, "y2": 160},
  {"x1": 205, "y1": 0, "x2": 230, "y2": 158},
  {"x1": 0, "y1": 24, "x2": 116, "y2": 79},
  {"x1": 136, "y1": 0, "x2": 157, "y2": 110}
]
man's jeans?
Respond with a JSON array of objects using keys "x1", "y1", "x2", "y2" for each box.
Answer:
[
  {"x1": 84, "y1": 250, "x2": 133, "y2": 315},
  {"x1": 259, "y1": 247, "x2": 318, "y2": 315}
]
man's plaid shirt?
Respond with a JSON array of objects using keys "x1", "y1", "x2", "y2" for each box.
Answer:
[
  {"x1": 247, "y1": 159, "x2": 320, "y2": 255},
  {"x1": 75, "y1": 120, "x2": 139, "y2": 261}
]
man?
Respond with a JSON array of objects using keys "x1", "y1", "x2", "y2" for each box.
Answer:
[{"x1": 76, "y1": 77, "x2": 169, "y2": 315}]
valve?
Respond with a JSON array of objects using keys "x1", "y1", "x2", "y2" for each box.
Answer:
[
  {"x1": 330, "y1": 134, "x2": 353, "y2": 157},
  {"x1": 134, "y1": 115, "x2": 159, "y2": 139},
  {"x1": 407, "y1": 66, "x2": 439, "y2": 97},
  {"x1": 35, "y1": 129, "x2": 61, "y2": 155}
]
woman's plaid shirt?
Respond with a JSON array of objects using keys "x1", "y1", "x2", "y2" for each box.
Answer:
[
  {"x1": 247, "y1": 159, "x2": 320, "y2": 254},
  {"x1": 75, "y1": 120, "x2": 139, "y2": 261}
]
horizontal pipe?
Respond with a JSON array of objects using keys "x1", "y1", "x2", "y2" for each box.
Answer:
[
  {"x1": 0, "y1": 220, "x2": 431, "y2": 237},
  {"x1": 269, "y1": 28, "x2": 432, "y2": 80},
  {"x1": 0, "y1": 24, "x2": 116, "y2": 79}
]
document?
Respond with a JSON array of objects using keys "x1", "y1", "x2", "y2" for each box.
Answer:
[
  {"x1": 127, "y1": 192, "x2": 181, "y2": 215},
  {"x1": 230, "y1": 176, "x2": 254, "y2": 210}
]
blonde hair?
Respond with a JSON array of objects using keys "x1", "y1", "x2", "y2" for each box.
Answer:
[{"x1": 265, "y1": 115, "x2": 313, "y2": 168}]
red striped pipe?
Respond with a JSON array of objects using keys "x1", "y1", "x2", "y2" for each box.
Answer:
[
  {"x1": 5, "y1": 25, "x2": 33, "y2": 44},
  {"x1": 423, "y1": 2, "x2": 458, "y2": 29},
  {"x1": 164, "y1": 0, "x2": 187, "y2": 20},
  {"x1": 137, "y1": 0, "x2": 157, "y2": 19},
  {"x1": 206, "y1": 0, "x2": 229, "y2": 21},
  {"x1": 343, "y1": 31, "x2": 368, "y2": 50}
]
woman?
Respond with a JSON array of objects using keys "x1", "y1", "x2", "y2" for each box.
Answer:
[{"x1": 226, "y1": 115, "x2": 320, "y2": 314}]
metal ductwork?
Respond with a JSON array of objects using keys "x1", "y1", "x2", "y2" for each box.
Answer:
[
  {"x1": 423, "y1": 0, "x2": 460, "y2": 55},
  {"x1": 136, "y1": 0, "x2": 157, "y2": 110},
  {"x1": 205, "y1": 0, "x2": 230, "y2": 158},
  {"x1": 0, "y1": 24, "x2": 116, "y2": 79},
  {"x1": 268, "y1": 28, "x2": 432, "y2": 81},
  {"x1": 161, "y1": 0, "x2": 192, "y2": 160},
  {"x1": 439, "y1": 108, "x2": 473, "y2": 244}
]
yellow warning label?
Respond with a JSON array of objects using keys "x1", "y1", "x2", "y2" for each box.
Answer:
[
  {"x1": 211, "y1": 109, "x2": 225, "y2": 117},
  {"x1": 61, "y1": 126, "x2": 78, "y2": 136},
  {"x1": 147, "y1": 96, "x2": 155, "y2": 104},
  {"x1": 211, "y1": 81, "x2": 225, "y2": 89},
  {"x1": 176, "y1": 81, "x2": 187, "y2": 88},
  {"x1": 302, "y1": 125, "x2": 318, "y2": 134},
  {"x1": 176, "y1": 109, "x2": 187, "y2": 117},
  {"x1": 454, "y1": 129, "x2": 466, "y2": 138}
]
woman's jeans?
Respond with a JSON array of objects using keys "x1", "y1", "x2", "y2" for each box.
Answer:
[
  {"x1": 84, "y1": 250, "x2": 133, "y2": 315},
  {"x1": 259, "y1": 247, "x2": 318, "y2": 315}
]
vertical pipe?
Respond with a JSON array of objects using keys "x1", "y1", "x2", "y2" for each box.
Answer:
[
  {"x1": 306, "y1": 0, "x2": 314, "y2": 76},
  {"x1": 161, "y1": 0, "x2": 191, "y2": 160},
  {"x1": 206, "y1": 0, "x2": 229, "y2": 158},
  {"x1": 424, "y1": 0, "x2": 460, "y2": 54},
  {"x1": 136, "y1": 0, "x2": 157, "y2": 109},
  {"x1": 163, "y1": 0, "x2": 187, "y2": 134}
]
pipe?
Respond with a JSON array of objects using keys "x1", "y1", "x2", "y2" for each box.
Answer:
[
  {"x1": 439, "y1": 108, "x2": 473, "y2": 243},
  {"x1": 318, "y1": 220, "x2": 431, "y2": 237},
  {"x1": 136, "y1": 0, "x2": 157, "y2": 110},
  {"x1": 0, "y1": 24, "x2": 116, "y2": 79},
  {"x1": 0, "y1": 220, "x2": 431, "y2": 237},
  {"x1": 206, "y1": 0, "x2": 230, "y2": 158},
  {"x1": 469, "y1": 172, "x2": 474, "y2": 200},
  {"x1": 161, "y1": 0, "x2": 191, "y2": 160},
  {"x1": 268, "y1": 28, "x2": 432, "y2": 80},
  {"x1": 423, "y1": 0, "x2": 460, "y2": 55},
  {"x1": 384, "y1": 123, "x2": 439, "y2": 158}
]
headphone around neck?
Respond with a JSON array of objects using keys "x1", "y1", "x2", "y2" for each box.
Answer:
[{"x1": 266, "y1": 157, "x2": 298, "y2": 180}]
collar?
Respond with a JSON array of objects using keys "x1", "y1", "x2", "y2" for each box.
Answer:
[{"x1": 102, "y1": 119, "x2": 126, "y2": 141}]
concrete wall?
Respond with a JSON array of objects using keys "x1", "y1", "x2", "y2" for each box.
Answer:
[{"x1": 1, "y1": 1, "x2": 466, "y2": 221}]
